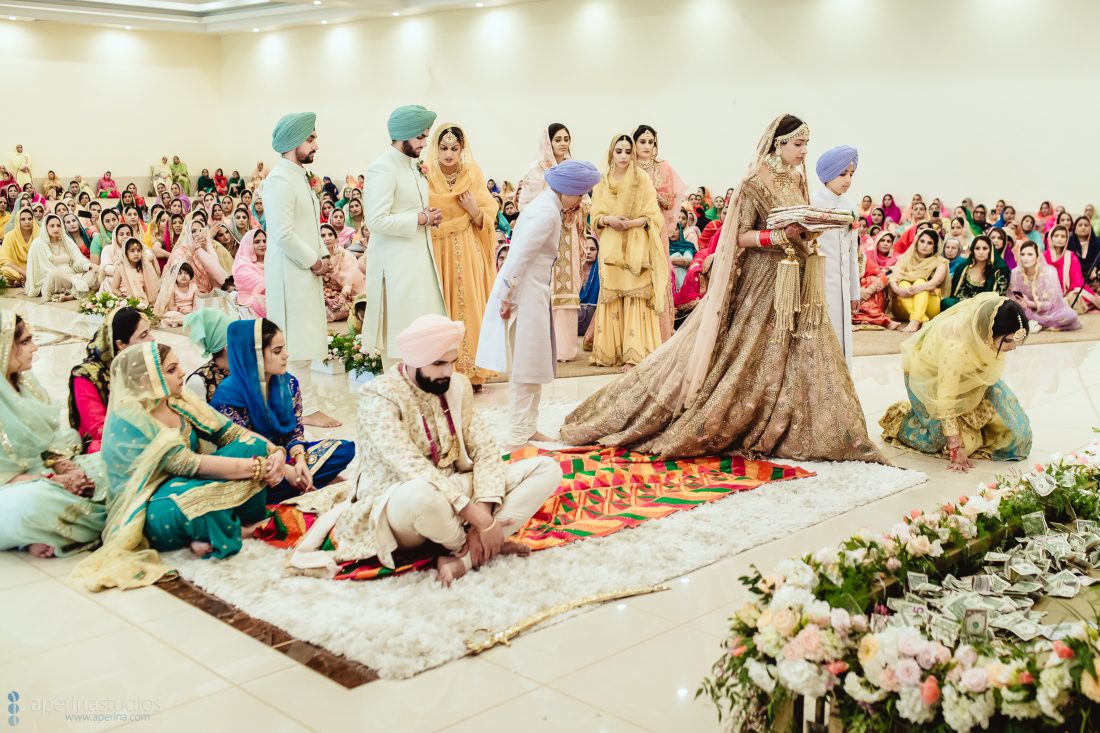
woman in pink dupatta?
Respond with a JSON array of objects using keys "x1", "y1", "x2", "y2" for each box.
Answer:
[
  {"x1": 232, "y1": 228, "x2": 267, "y2": 317},
  {"x1": 1045, "y1": 224, "x2": 1100, "y2": 312},
  {"x1": 633, "y1": 125, "x2": 687, "y2": 340},
  {"x1": 1010, "y1": 240, "x2": 1081, "y2": 330}
]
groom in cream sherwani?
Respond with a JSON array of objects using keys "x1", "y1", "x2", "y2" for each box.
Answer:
[{"x1": 363, "y1": 105, "x2": 447, "y2": 367}]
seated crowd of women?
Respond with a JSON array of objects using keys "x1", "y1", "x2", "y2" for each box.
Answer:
[
  {"x1": 0, "y1": 173, "x2": 368, "y2": 327},
  {"x1": 853, "y1": 194, "x2": 1100, "y2": 334},
  {"x1": 1, "y1": 305, "x2": 354, "y2": 591}
]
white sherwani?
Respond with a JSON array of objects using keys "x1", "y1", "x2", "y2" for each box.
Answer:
[
  {"x1": 362, "y1": 146, "x2": 446, "y2": 360},
  {"x1": 477, "y1": 188, "x2": 562, "y2": 385},
  {"x1": 263, "y1": 157, "x2": 328, "y2": 361},
  {"x1": 812, "y1": 187, "x2": 861, "y2": 369}
]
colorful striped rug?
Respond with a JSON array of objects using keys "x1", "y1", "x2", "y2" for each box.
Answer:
[{"x1": 256, "y1": 446, "x2": 814, "y2": 580}]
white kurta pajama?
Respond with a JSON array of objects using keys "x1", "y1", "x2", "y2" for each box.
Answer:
[
  {"x1": 362, "y1": 146, "x2": 446, "y2": 363},
  {"x1": 478, "y1": 188, "x2": 563, "y2": 444},
  {"x1": 263, "y1": 157, "x2": 329, "y2": 406},
  {"x1": 812, "y1": 187, "x2": 861, "y2": 370}
]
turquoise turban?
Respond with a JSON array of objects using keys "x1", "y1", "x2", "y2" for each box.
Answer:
[
  {"x1": 271, "y1": 112, "x2": 317, "y2": 154},
  {"x1": 816, "y1": 145, "x2": 859, "y2": 184},
  {"x1": 545, "y1": 160, "x2": 601, "y2": 196},
  {"x1": 387, "y1": 105, "x2": 437, "y2": 141},
  {"x1": 183, "y1": 308, "x2": 233, "y2": 358}
]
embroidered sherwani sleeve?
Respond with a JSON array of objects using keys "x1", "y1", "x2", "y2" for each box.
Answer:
[
  {"x1": 359, "y1": 391, "x2": 469, "y2": 511},
  {"x1": 460, "y1": 382, "x2": 506, "y2": 505}
]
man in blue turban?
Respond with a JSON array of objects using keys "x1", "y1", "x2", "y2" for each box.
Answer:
[
  {"x1": 477, "y1": 159, "x2": 602, "y2": 452},
  {"x1": 362, "y1": 106, "x2": 447, "y2": 367},
  {"x1": 263, "y1": 112, "x2": 341, "y2": 427},
  {"x1": 811, "y1": 144, "x2": 861, "y2": 369}
]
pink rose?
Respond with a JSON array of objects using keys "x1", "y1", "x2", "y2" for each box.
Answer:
[
  {"x1": 905, "y1": 535, "x2": 933, "y2": 557},
  {"x1": 886, "y1": 557, "x2": 901, "y2": 572},
  {"x1": 879, "y1": 666, "x2": 900, "y2": 692},
  {"x1": 895, "y1": 658, "x2": 921, "y2": 686},
  {"x1": 1018, "y1": 671, "x2": 1035, "y2": 685},
  {"x1": 731, "y1": 645, "x2": 748, "y2": 658},
  {"x1": 826, "y1": 661, "x2": 849, "y2": 677},
  {"x1": 954, "y1": 645, "x2": 978, "y2": 668},
  {"x1": 787, "y1": 625, "x2": 824, "y2": 662},
  {"x1": 917, "y1": 645, "x2": 940, "y2": 670},
  {"x1": 920, "y1": 675, "x2": 941, "y2": 705},
  {"x1": 1052, "y1": 640, "x2": 1074, "y2": 660}
]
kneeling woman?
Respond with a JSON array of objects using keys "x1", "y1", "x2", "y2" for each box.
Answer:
[
  {"x1": 880, "y1": 294, "x2": 1032, "y2": 473},
  {"x1": 211, "y1": 319, "x2": 355, "y2": 503},
  {"x1": 72, "y1": 342, "x2": 283, "y2": 592},
  {"x1": 0, "y1": 313, "x2": 106, "y2": 558}
]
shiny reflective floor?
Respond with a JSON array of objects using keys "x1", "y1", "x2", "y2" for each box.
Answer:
[{"x1": 3, "y1": 296, "x2": 1098, "y2": 733}]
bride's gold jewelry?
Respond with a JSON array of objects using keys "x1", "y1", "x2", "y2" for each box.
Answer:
[
  {"x1": 440, "y1": 130, "x2": 460, "y2": 147},
  {"x1": 774, "y1": 122, "x2": 810, "y2": 146},
  {"x1": 443, "y1": 164, "x2": 463, "y2": 188}
]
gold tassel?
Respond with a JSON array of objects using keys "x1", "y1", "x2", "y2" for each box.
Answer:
[
  {"x1": 798, "y1": 237, "x2": 827, "y2": 337},
  {"x1": 773, "y1": 246, "x2": 801, "y2": 335}
]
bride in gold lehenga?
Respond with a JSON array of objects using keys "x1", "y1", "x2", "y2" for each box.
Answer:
[{"x1": 560, "y1": 114, "x2": 886, "y2": 463}]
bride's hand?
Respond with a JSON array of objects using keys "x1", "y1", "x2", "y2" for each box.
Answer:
[{"x1": 784, "y1": 223, "x2": 810, "y2": 245}]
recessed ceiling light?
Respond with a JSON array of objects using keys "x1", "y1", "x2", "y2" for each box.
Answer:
[
  {"x1": 392, "y1": 11, "x2": 400, "y2": 16},
  {"x1": 7, "y1": 15, "x2": 16, "y2": 20},
  {"x1": 252, "y1": 27, "x2": 259, "y2": 32},
  {"x1": 320, "y1": 19, "x2": 327, "y2": 24},
  {"x1": 124, "y1": 25, "x2": 132, "y2": 29},
  {"x1": 313, "y1": 0, "x2": 321, "y2": 4},
  {"x1": 476, "y1": 2, "x2": 483, "y2": 5}
]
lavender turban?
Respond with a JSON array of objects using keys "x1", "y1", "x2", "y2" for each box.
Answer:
[
  {"x1": 815, "y1": 145, "x2": 859, "y2": 184},
  {"x1": 544, "y1": 160, "x2": 601, "y2": 196},
  {"x1": 397, "y1": 314, "x2": 465, "y2": 368}
]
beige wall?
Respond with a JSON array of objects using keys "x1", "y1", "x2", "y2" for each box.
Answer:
[
  {"x1": 6, "y1": 0, "x2": 1100, "y2": 209},
  {"x1": 1, "y1": 21, "x2": 221, "y2": 189}
]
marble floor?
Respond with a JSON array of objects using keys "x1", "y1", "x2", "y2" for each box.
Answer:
[{"x1": 3, "y1": 296, "x2": 1099, "y2": 733}]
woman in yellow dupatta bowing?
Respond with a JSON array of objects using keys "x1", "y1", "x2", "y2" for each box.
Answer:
[
  {"x1": 426, "y1": 123, "x2": 499, "y2": 389},
  {"x1": 589, "y1": 134, "x2": 669, "y2": 369}
]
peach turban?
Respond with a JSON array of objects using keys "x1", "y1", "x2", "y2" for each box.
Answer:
[{"x1": 396, "y1": 314, "x2": 466, "y2": 368}]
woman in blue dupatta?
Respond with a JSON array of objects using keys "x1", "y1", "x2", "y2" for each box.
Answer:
[
  {"x1": 0, "y1": 312, "x2": 106, "y2": 558},
  {"x1": 211, "y1": 319, "x2": 355, "y2": 503},
  {"x1": 71, "y1": 342, "x2": 282, "y2": 592},
  {"x1": 578, "y1": 234, "x2": 601, "y2": 337}
]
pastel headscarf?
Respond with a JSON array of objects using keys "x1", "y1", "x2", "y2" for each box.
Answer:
[
  {"x1": 396, "y1": 314, "x2": 465, "y2": 368},
  {"x1": 183, "y1": 308, "x2": 233, "y2": 359},
  {"x1": 545, "y1": 160, "x2": 602, "y2": 196},
  {"x1": 815, "y1": 145, "x2": 859, "y2": 184},
  {"x1": 271, "y1": 112, "x2": 317, "y2": 154},
  {"x1": 387, "y1": 105, "x2": 437, "y2": 141}
]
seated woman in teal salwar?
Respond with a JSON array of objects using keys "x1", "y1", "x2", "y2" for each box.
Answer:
[
  {"x1": 70, "y1": 342, "x2": 284, "y2": 592},
  {"x1": 0, "y1": 312, "x2": 107, "y2": 558},
  {"x1": 880, "y1": 293, "x2": 1033, "y2": 473},
  {"x1": 211, "y1": 319, "x2": 355, "y2": 503}
]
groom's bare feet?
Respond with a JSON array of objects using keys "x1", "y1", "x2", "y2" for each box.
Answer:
[
  {"x1": 436, "y1": 555, "x2": 468, "y2": 587},
  {"x1": 499, "y1": 541, "x2": 531, "y2": 557},
  {"x1": 303, "y1": 411, "x2": 342, "y2": 428},
  {"x1": 27, "y1": 543, "x2": 54, "y2": 558}
]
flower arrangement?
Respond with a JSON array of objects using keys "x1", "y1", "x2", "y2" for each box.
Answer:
[
  {"x1": 325, "y1": 332, "x2": 382, "y2": 377},
  {"x1": 78, "y1": 292, "x2": 158, "y2": 323},
  {"x1": 701, "y1": 441, "x2": 1100, "y2": 732}
]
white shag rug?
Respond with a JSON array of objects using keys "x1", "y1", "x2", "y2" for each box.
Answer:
[{"x1": 168, "y1": 400, "x2": 926, "y2": 679}]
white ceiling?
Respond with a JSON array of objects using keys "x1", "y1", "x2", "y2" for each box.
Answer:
[{"x1": 1, "y1": 0, "x2": 524, "y2": 33}]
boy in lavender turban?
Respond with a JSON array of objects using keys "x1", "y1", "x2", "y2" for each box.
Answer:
[
  {"x1": 811, "y1": 145, "x2": 861, "y2": 369},
  {"x1": 477, "y1": 159, "x2": 602, "y2": 451}
]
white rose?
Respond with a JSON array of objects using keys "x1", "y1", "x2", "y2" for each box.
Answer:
[
  {"x1": 960, "y1": 667, "x2": 989, "y2": 694},
  {"x1": 830, "y1": 608, "x2": 852, "y2": 635},
  {"x1": 843, "y1": 672, "x2": 888, "y2": 704}
]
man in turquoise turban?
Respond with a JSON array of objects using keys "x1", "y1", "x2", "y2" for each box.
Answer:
[
  {"x1": 272, "y1": 112, "x2": 318, "y2": 157},
  {"x1": 362, "y1": 105, "x2": 447, "y2": 367},
  {"x1": 263, "y1": 112, "x2": 341, "y2": 427}
]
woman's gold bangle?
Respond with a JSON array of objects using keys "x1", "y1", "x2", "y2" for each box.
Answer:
[{"x1": 479, "y1": 518, "x2": 498, "y2": 534}]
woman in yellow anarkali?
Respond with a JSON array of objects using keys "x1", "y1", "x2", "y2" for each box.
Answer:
[
  {"x1": 426, "y1": 123, "x2": 499, "y2": 388},
  {"x1": 590, "y1": 134, "x2": 669, "y2": 368}
]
